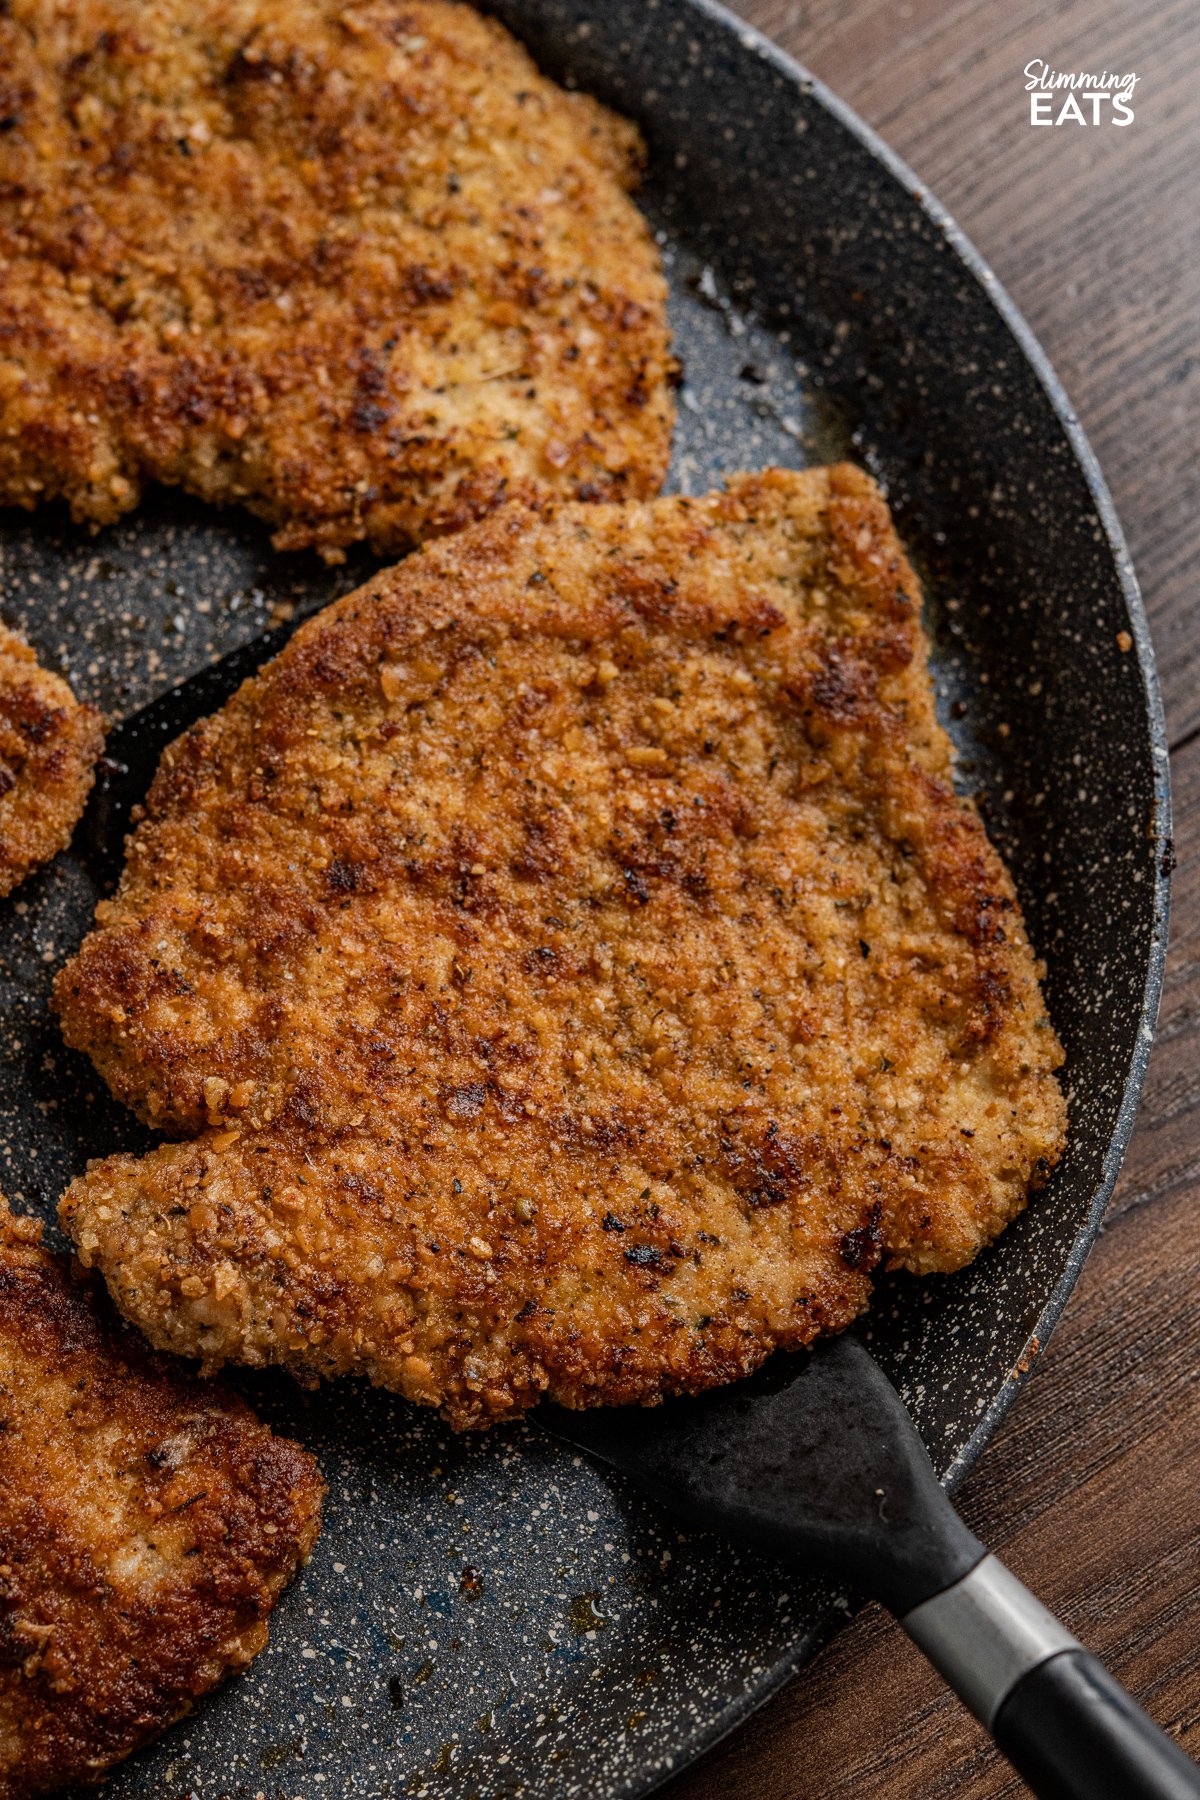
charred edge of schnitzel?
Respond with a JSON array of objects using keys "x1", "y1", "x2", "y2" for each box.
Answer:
[
  {"x1": 0, "y1": 623, "x2": 104, "y2": 899},
  {"x1": 0, "y1": 0, "x2": 675, "y2": 558},
  {"x1": 0, "y1": 1195, "x2": 323, "y2": 1799},
  {"x1": 56, "y1": 466, "x2": 1066, "y2": 1428}
]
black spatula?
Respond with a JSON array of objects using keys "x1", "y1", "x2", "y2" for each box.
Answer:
[
  {"x1": 542, "y1": 1336, "x2": 1200, "y2": 1800},
  {"x1": 76, "y1": 631, "x2": 1199, "y2": 1800}
]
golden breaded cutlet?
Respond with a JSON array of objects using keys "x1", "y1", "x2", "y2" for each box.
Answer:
[
  {"x1": 0, "y1": 623, "x2": 103, "y2": 898},
  {"x1": 0, "y1": 1194, "x2": 323, "y2": 1799},
  {"x1": 56, "y1": 466, "x2": 1066, "y2": 1429},
  {"x1": 0, "y1": 0, "x2": 674, "y2": 559}
]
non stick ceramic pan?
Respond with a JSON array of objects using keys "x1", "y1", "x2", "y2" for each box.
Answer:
[{"x1": 0, "y1": 2, "x2": 1169, "y2": 1795}]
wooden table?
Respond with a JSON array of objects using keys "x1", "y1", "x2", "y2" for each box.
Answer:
[{"x1": 668, "y1": 3, "x2": 1200, "y2": 1795}]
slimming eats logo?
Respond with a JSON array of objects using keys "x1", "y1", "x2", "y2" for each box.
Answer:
[{"x1": 1025, "y1": 59, "x2": 1138, "y2": 126}]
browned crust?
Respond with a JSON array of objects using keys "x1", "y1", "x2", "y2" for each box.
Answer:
[
  {"x1": 0, "y1": 623, "x2": 104, "y2": 898},
  {"x1": 0, "y1": 1195, "x2": 324, "y2": 1798},
  {"x1": 0, "y1": 0, "x2": 675, "y2": 558},
  {"x1": 56, "y1": 466, "x2": 1066, "y2": 1427}
]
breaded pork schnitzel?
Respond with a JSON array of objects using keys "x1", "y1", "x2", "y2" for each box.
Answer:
[
  {"x1": 0, "y1": 0, "x2": 673, "y2": 558},
  {"x1": 0, "y1": 1196, "x2": 323, "y2": 1798},
  {"x1": 56, "y1": 467, "x2": 1066, "y2": 1428},
  {"x1": 0, "y1": 623, "x2": 103, "y2": 898}
]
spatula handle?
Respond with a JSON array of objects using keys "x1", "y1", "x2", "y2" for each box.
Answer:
[
  {"x1": 994, "y1": 1649, "x2": 1200, "y2": 1800},
  {"x1": 903, "y1": 1555, "x2": 1200, "y2": 1799}
]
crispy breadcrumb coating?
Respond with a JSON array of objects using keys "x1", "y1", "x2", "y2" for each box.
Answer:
[
  {"x1": 0, "y1": 0, "x2": 674, "y2": 558},
  {"x1": 0, "y1": 623, "x2": 103, "y2": 898},
  {"x1": 0, "y1": 1195, "x2": 323, "y2": 1798},
  {"x1": 56, "y1": 467, "x2": 1066, "y2": 1428}
]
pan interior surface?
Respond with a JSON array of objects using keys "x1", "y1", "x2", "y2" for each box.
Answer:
[{"x1": 0, "y1": 3, "x2": 1166, "y2": 1795}]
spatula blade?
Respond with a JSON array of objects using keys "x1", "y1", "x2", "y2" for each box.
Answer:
[{"x1": 539, "y1": 1334, "x2": 982, "y2": 1615}]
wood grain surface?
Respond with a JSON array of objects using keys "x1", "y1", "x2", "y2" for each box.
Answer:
[{"x1": 666, "y1": 3, "x2": 1200, "y2": 1796}]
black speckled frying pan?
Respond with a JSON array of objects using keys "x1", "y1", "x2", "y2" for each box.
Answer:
[{"x1": 0, "y1": 2, "x2": 1169, "y2": 1795}]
